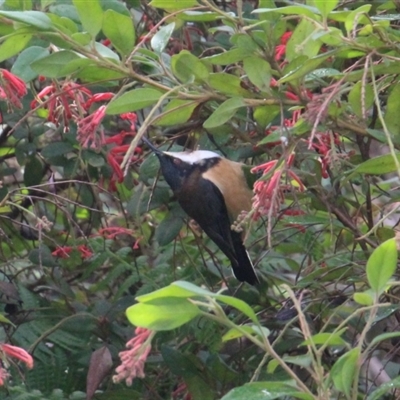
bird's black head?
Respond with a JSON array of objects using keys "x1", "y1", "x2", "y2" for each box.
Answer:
[{"x1": 142, "y1": 137, "x2": 221, "y2": 192}]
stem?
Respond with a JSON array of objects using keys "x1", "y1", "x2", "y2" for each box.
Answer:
[{"x1": 192, "y1": 299, "x2": 316, "y2": 398}]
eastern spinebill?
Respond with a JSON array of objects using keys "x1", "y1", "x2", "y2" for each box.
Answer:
[{"x1": 143, "y1": 137, "x2": 259, "y2": 285}]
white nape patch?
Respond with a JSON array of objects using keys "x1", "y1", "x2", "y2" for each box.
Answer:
[{"x1": 164, "y1": 150, "x2": 221, "y2": 164}]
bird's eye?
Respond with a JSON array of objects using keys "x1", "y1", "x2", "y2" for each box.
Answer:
[{"x1": 173, "y1": 158, "x2": 182, "y2": 165}]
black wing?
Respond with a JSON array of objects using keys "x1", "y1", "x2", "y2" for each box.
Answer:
[{"x1": 178, "y1": 176, "x2": 258, "y2": 285}]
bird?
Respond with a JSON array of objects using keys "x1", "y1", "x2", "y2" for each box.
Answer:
[{"x1": 142, "y1": 136, "x2": 259, "y2": 285}]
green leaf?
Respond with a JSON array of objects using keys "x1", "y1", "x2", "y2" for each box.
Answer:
[
  {"x1": 286, "y1": 19, "x2": 322, "y2": 61},
  {"x1": 253, "y1": 5, "x2": 319, "y2": 20},
  {"x1": 344, "y1": 4, "x2": 372, "y2": 35},
  {"x1": 82, "y1": 150, "x2": 105, "y2": 167},
  {"x1": 280, "y1": 52, "x2": 332, "y2": 83},
  {"x1": 171, "y1": 50, "x2": 209, "y2": 83},
  {"x1": 11, "y1": 46, "x2": 49, "y2": 82},
  {"x1": 41, "y1": 142, "x2": 75, "y2": 159},
  {"x1": 366, "y1": 238, "x2": 398, "y2": 295},
  {"x1": 161, "y1": 347, "x2": 215, "y2": 400},
  {"x1": 93, "y1": 41, "x2": 120, "y2": 61},
  {"x1": 102, "y1": 9, "x2": 135, "y2": 57},
  {"x1": 149, "y1": 0, "x2": 199, "y2": 11},
  {"x1": 0, "y1": 313, "x2": 13, "y2": 325},
  {"x1": 366, "y1": 129, "x2": 387, "y2": 144},
  {"x1": 348, "y1": 81, "x2": 374, "y2": 119},
  {"x1": 253, "y1": 105, "x2": 280, "y2": 129},
  {"x1": 243, "y1": 56, "x2": 271, "y2": 92},
  {"x1": 257, "y1": 131, "x2": 283, "y2": 145},
  {"x1": 0, "y1": 10, "x2": 52, "y2": 29},
  {"x1": 222, "y1": 326, "x2": 256, "y2": 342},
  {"x1": 384, "y1": 83, "x2": 400, "y2": 136},
  {"x1": 172, "y1": 281, "x2": 259, "y2": 324},
  {"x1": 331, "y1": 348, "x2": 360, "y2": 397},
  {"x1": 178, "y1": 11, "x2": 220, "y2": 22},
  {"x1": 106, "y1": 88, "x2": 163, "y2": 114},
  {"x1": 184, "y1": 374, "x2": 215, "y2": 400},
  {"x1": 47, "y1": 13, "x2": 78, "y2": 34},
  {"x1": 232, "y1": 33, "x2": 259, "y2": 52},
  {"x1": 215, "y1": 295, "x2": 259, "y2": 324},
  {"x1": 203, "y1": 48, "x2": 253, "y2": 65},
  {"x1": 137, "y1": 281, "x2": 259, "y2": 324},
  {"x1": 221, "y1": 381, "x2": 314, "y2": 400},
  {"x1": 24, "y1": 156, "x2": 43, "y2": 187},
  {"x1": 30, "y1": 50, "x2": 82, "y2": 78},
  {"x1": 29, "y1": 245, "x2": 57, "y2": 268},
  {"x1": 151, "y1": 22, "x2": 175, "y2": 55},
  {"x1": 302, "y1": 329, "x2": 347, "y2": 347},
  {"x1": 370, "y1": 331, "x2": 400, "y2": 348},
  {"x1": 136, "y1": 281, "x2": 209, "y2": 303},
  {"x1": 161, "y1": 346, "x2": 201, "y2": 376},
  {"x1": 126, "y1": 297, "x2": 200, "y2": 330},
  {"x1": 313, "y1": 0, "x2": 338, "y2": 19},
  {"x1": 71, "y1": 32, "x2": 91, "y2": 45},
  {"x1": 155, "y1": 210, "x2": 184, "y2": 246},
  {"x1": 367, "y1": 376, "x2": 400, "y2": 400},
  {"x1": 208, "y1": 73, "x2": 251, "y2": 96},
  {"x1": 353, "y1": 291, "x2": 374, "y2": 306},
  {"x1": 155, "y1": 99, "x2": 199, "y2": 126},
  {"x1": 58, "y1": 58, "x2": 94, "y2": 76},
  {"x1": 0, "y1": 33, "x2": 32, "y2": 63},
  {"x1": 76, "y1": 65, "x2": 126, "y2": 82},
  {"x1": 73, "y1": 0, "x2": 103, "y2": 37},
  {"x1": 203, "y1": 97, "x2": 246, "y2": 129},
  {"x1": 350, "y1": 153, "x2": 400, "y2": 176}
]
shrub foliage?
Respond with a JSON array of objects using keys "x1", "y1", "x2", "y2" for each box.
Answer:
[{"x1": 1, "y1": 0, "x2": 400, "y2": 399}]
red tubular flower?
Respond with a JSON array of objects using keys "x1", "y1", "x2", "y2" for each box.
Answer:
[
  {"x1": 107, "y1": 153, "x2": 124, "y2": 183},
  {"x1": 77, "y1": 245, "x2": 93, "y2": 259},
  {"x1": 307, "y1": 132, "x2": 341, "y2": 179},
  {"x1": 31, "y1": 81, "x2": 93, "y2": 128},
  {"x1": 77, "y1": 105, "x2": 107, "y2": 149},
  {"x1": 251, "y1": 154, "x2": 305, "y2": 220},
  {"x1": 98, "y1": 227, "x2": 135, "y2": 239},
  {"x1": 1, "y1": 343, "x2": 34, "y2": 369},
  {"x1": 52, "y1": 245, "x2": 92, "y2": 259},
  {"x1": 105, "y1": 131, "x2": 136, "y2": 146},
  {"x1": 0, "y1": 367, "x2": 9, "y2": 386},
  {"x1": 275, "y1": 31, "x2": 292, "y2": 61},
  {"x1": 120, "y1": 112, "x2": 138, "y2": 132},
  {"x1": 84, "y1": 92, "x2": 114, "y2": 110},
  {"x1": 52, "y1": 246, "x2": 73, "y2": 258},
  {"x1": 133, "y1": 237, "x2": 142, "y2": 250},
  {"x1": 282, "y1": 208, "x2": 307, "y2": 233},
  {"x1": 0, "y1": 69, "x2": 27, "y2": 109}
]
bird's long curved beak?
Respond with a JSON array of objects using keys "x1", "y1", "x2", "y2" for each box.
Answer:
[{"x1": 141, "y1": 136, "x2": 164, "y2": 156}]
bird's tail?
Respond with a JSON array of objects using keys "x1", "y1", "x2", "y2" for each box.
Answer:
[{"x1": 230, "y1": 231, "x2": 259, "y2": 285}]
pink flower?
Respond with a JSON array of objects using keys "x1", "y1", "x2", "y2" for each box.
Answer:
[
  {"x1": 103, "y1": 143, "x2": 142, "y2": 190},
  {"x1": 77, "y1": 105, "x2": 107, "y2": 149},
  {"x1": 251, "y1": 154, "x2": 304, "y2": 220},
  {"x1": 275, "y1": 31, "x2": 292, "y2": 61},
  {"x1": 1, "y1": 343, "x2": 34, "y2": 369},
  {"x1": 52, "y1": 246, "x2": 73, "y2": 258},
  {"x1": 308, "y1": 132, "x2": 341, "y2": 179},
  {"x1": 97, "y1": 227, "x2": 135, "y2": 239},
  {"x1": 31, "y1": 81, "x2": 92, "y2": 128},
  {"x1": 0, "y1": 69, "x2": 27, "y2": 109},
  {"x1": 0, "y1": 367, "x2": 9, "y2": 386},
  {"x1": 52, "y1": 245, "x2": 92, "y2": 259},
  {"x1": 113, "y1": 327, "x2": 154, "y2": 386},
  {"x1": 84, "y1": 92, "x2": 114, "y2": 110},
  {"x1": 120, "y1": 112, "x2": 138, "y2": 132}
]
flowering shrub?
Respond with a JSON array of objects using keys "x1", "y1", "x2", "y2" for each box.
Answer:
[{"x1": 1, "y1": 1, "x2": 400, "y2": 399}]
